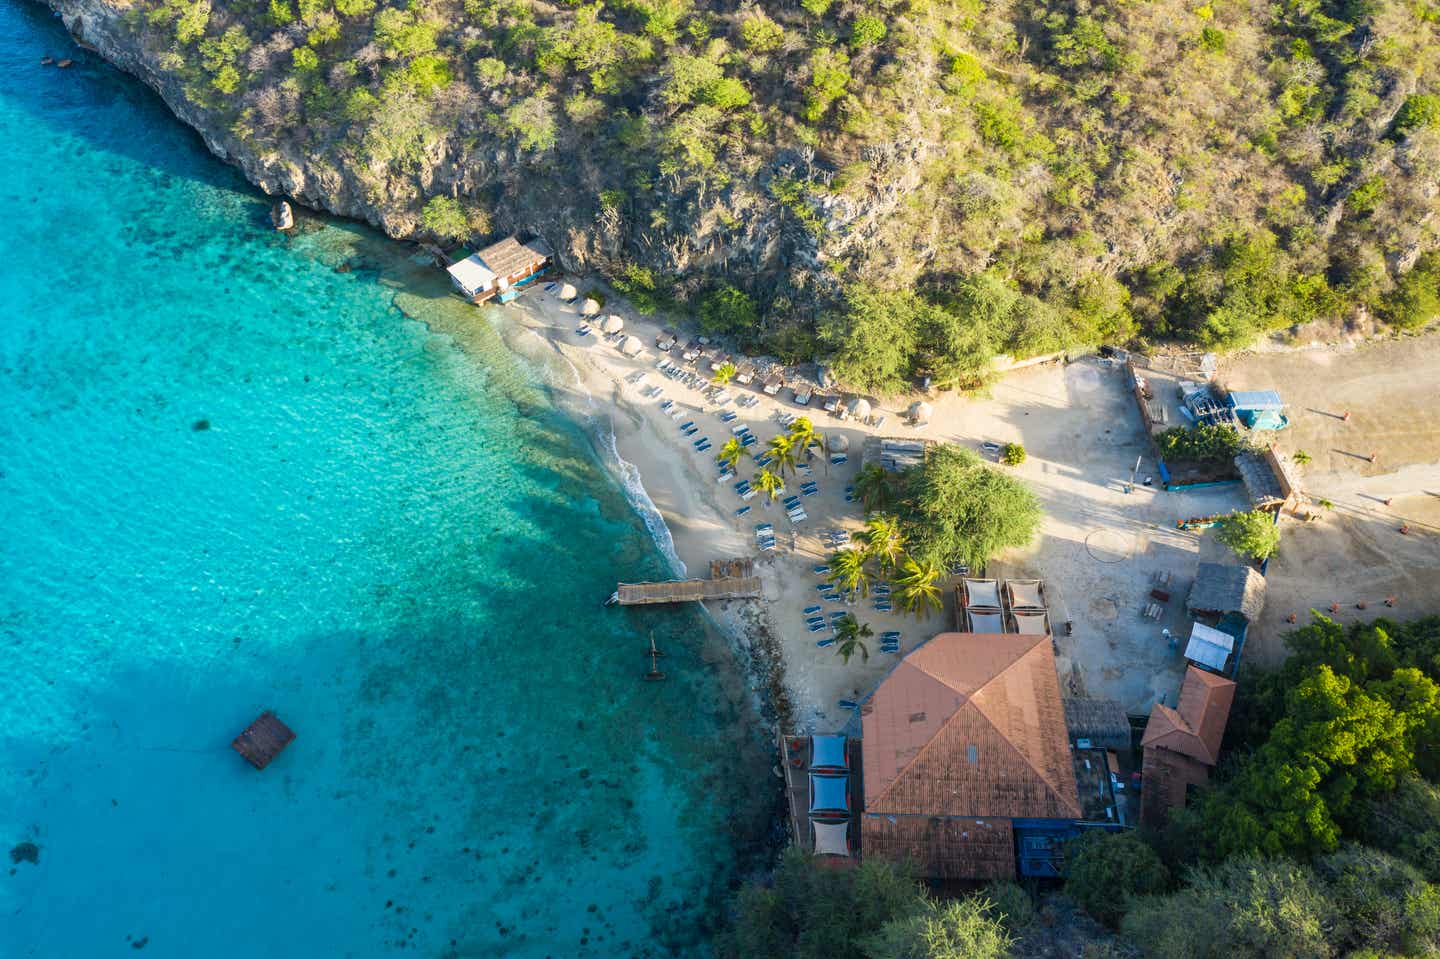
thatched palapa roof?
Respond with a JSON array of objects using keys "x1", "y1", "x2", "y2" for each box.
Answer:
[
  {"x1": 1063, "y1": 698, "x2": 1132, "y2": 751},
  {"x1": 1187, "y1": 562, "x2": 1266, "y2": 620}
]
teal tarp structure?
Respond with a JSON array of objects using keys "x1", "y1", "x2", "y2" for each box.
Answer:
[
  {"x1": 809, "y1": 774, "x2": 849, "y2": 813},
  {"x1": 810, "y1": 735, "x2": 848, "y2": 771},
  {"x1": 1228, "y1": 390, "x2": 1288, "y2": 430}
]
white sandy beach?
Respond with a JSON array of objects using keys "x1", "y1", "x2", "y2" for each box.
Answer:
[
  {"x1": 487, "y1": 275, "x2": 1440, "y2": 733},
  {"x1": 495, "y1": 284, "x2": 948, "y2": 732}
]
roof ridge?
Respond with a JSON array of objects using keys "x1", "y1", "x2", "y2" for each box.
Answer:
[{"x1": 969, "y1": 642, "x2": 1079, "y2": 813}]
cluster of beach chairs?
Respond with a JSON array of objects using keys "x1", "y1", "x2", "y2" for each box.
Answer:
[
  {"x1": 755, "y1": 523, "x2": 776, "y2": 552},
  {"x1": 807, "y1": 559, "x2": 906, "y2": 654}
]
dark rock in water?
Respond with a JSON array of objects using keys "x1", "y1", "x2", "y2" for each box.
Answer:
[
  {"x1": 41, "y1": 56, "x2": 54, "y2": 65},
  {"x1": 192, "y1": 419, "x2": 210, "y2": 431},
  {"x1": 131, "y1": 936, "x2": 148, "y2": 949},
  {"x1": 10, "y1": 842, "x2": 39, "y2": 865},
  {"x1": 335, "y1": 262, "x2": 352, "y2": 273},
  {"x1": 271, "y1": 200, "x2": 294, "y2": 231}
]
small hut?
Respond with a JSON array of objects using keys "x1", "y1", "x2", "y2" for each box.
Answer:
[
  {"x1": 1063, "y1": 698, "x2": 1133, "y2": 751},
  {"x1": 231, "y1": 711, "x2": 295, "y2": 770},
  {"x1": 580, "y1": 297, "x2": 601, "y2": 316},
  {"x1": 909, "y1": 400, "x2": 934, "y2": 426},
  {"x1": 1187, "y1": 563, "x2": 1266, "y2": 621},
  {"x1": 619, "y1": 335, "x2": 644, "y2": 357},
  {"x1": 601, "y1": 315, "x2": 625, "y2": 334},
  {"x1": 763, "y1": 373, "x2": 785, "y2": 396},
  {"x1": 558, "y1": 283, "x2": 578, "y2": 301},
  {"x1": 849, "y1": 397, "x2": 873, "y2": 422}
]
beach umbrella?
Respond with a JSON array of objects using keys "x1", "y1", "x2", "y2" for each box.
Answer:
[
  {"x1": 559, "y1": 283, "x2": 578, "y2": 301},
  {"x1": 580, "y1": 297, "x2": 601, "y2": 316},
  {"x1": 601, "y1": 315, "x2": 624, "y2": 334},
  {"x1": 850, "y1": 397, "x2": 873, "y2": 421},
  {"x1": 909, "y1": 400, "x2": 933, "y2": 425},
  {"x1": 619, "y1": 335, "x2": 644, "y2": 357},
  {"x1": 828, "y1": 434, "x2": 850, "y2": 453}
]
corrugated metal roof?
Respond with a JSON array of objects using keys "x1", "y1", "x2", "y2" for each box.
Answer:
[
  {"x1": 1226, "y1": 390, "x2": 1284, "y2": 410},
  {"x1": 1183, "y1": 622, "x2": 1234, "y2": 671}
]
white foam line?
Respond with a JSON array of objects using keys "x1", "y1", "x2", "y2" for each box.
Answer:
[{"x1": 512, "y1": 322, "x2": 687, "y2": 579}]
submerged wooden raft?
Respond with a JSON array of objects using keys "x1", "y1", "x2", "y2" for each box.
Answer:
[{"x1": 232, "y1": 711, "x2": 295, "y2": 770}]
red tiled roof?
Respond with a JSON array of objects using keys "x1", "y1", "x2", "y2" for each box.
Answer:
[
  {"x1": 861, "y1": 815, "x2": 1016, "y2": 880},
  {"x1": 861, "y1": 633, "x2": 1081, "y2": 821},
  {"x1": 1141, "y1": 666, "x2": 1235, "y2": 766}
]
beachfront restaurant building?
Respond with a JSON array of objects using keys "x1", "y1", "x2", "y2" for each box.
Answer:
[
  {"x1": 446, "y1": 235, "x2": 553, "y2": 304},
  {"x1": 859, "y1": 631, "x2": 1085, "y2": 880}
]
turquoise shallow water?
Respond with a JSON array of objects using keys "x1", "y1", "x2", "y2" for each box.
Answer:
[{"x1": 0, "y1": 4, "x2": 774, "y2": 955}]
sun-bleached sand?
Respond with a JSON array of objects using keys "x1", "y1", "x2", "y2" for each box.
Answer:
[{"x1": 496, "y1": 284, "x2": 945, "y2": 732}]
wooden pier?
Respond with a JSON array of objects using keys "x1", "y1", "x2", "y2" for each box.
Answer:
[{"x1": 612, "y1": 559, "x2": 761, "y2": 606}]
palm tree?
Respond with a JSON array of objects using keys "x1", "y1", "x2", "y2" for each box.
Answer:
[
  {"x1": 753, "y1": 468, "x2": 785, "y2": 503},
  {"x1": 853, "y1": 462, "x2": 893, "y2": 514},
  {"x1": 717, "y1": 437, "x2": 744, "y2": 472},
  {"x1": 787, "y1": 417, "x2": 824, "y2": 464},
  {"x1": 1292, "y1": 449, "x2": 1312, "y2": 466},
  {"x1": 861, "y1": 513, "x2": 906, "y2": 572},
  {"x1": 833, "y1": 614, "x2": 873, "y2": 665},
  {"x1": 894, "y1": 554, "x2": 944, "y2": 619},
  {"x1": 828, "y1": 549, "x2": 870, "y2": 598},
  {"x1": 766, "y1": 434, "x2": 798, "y2": 477},
  {"x1": 712, "y1": 361, "x2": 737, "y2": 385}
]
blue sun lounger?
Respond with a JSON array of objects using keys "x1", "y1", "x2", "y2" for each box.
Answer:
[
  {"x1": 813, "y1": 565, "x2": 830, "y2": 574},
  {"x1": 816, "y1": 637, "x2": 837, "y2": 648},
  {"x1": 735, "y1": 506, "x2": 751, "y2": 516},
  {"x1": 804, "y1": 605, "x2": 822, "y2": 615}
]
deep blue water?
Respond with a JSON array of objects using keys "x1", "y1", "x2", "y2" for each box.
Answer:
[{"x1": 0, "y1": 4, "x2": 773, "y2": 956}]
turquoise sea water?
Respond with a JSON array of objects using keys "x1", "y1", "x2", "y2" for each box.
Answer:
[{"x1": 0, "y1": 4, "x2": 774, "y2": 956}]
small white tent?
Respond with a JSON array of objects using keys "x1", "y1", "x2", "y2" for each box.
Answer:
[
  {"x1": 601, "y1": 315, "x2": 624, "y2": 334},
  {"x1": 558, "y1": 283, "x2": 578, "y2": 301},
  {"x1": 909, "y1": 400, "x2": 934, "y2": 426},
  {"x1": 619, "y1": 335, "x2": 644, "y2": 357},
  {"x1": 580, "y1": 297, "x2": 601, "y2": 316},
  {"x1": 849, "y1": 397, "x2": 873, "y2": 421}
]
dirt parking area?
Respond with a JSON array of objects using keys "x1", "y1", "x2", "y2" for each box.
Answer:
[
  {"x1": 1220, "y1": 333, "x2": 1440, "y2": 664},
  {"x1": 908, "y1": 357, "x2": 1249, "y2": 715}
]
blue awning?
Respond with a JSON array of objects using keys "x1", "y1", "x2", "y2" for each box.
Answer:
[
  {"x1": 810, "y1": 774, "x2": 849, "y2": 813},
  {"x1": 810, "y1": 735, "x2": 848, "y2": 771},
  {"x1": 1227, "y1": 390, "x2": 1284, "y2": 411}
]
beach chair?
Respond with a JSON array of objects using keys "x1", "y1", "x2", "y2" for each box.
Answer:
[
  {"x1": 813, "y1": 565, "x2": 830, "y2": 574},
  {"x1": 830, "y1": 454, "x2": 848, "y2": 465},
  {"x1": 804, "y1": 605, "x2": 823, "y2": 616},
  {"x1": 816, "y1": 637, "x2": 837, "y2": 647},
  {"x1": 837, "y1": 699, "x2": 859, "y2": 711},
  {"x1": 678, "y1": 421, "x2": 694, "y2": 431},
  {"x1": 735, "y1": 506, "x2": 751, "y2": 516}
]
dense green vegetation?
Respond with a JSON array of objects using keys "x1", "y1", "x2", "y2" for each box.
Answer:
[
  {"x1": 827, "y1": 444, "x2": 1040, "y2": 605},
  {"x1": 114, "y1": 0, "x2": 1440, "y2": 383},
  {"x1": 1155, "y1": 424, "x2": 1247, "y2": 465},
  {"x1": 716, "y1": 850, "x2": 1029, "y2": 959}
]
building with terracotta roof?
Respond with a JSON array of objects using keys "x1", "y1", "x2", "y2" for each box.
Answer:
[
  {"x1": 1139, "y1": 666, "x2": 1237, "y2": 826},
  {"x1": 859, "y1": 632, "x2": 1082, "y2": 880}
]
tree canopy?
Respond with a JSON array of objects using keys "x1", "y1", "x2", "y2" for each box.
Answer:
[{"x1": 897, "y1": 444, "x2": 1042, "y2": 570}]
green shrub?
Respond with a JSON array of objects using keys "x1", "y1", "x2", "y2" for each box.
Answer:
[
  {"x1": 374, "y1": 8, "x2": 438, "y2": 59},
  {"x1": 267, "y1": 0, "x2": 295, "y2": 26},
  {"x1": 333, "y1": 0, "x2": 375, "y2": 16},
  {"x1": 1001, "y1": 442, "x2": 1026, "y2": 465},
  {"x1": 420, "y1": 196, "x2": 475, "y2": 241},
  {"x1": 801, "y1": 0, "x2": 832, "y2": 15},
  {"x1": 1380, "y1": 253, "x2": 1440, "y2": 330},
  {"x1": 292, "y1": 46, "x2": 320, "y2": 72},
  {"x1": 1393, "y1": 94, "x2": 1440, "y2": 138},
  {"x1": 703, "y1": 76, "x2": 751, "y2": 110},
  {"x1": 502, "y1": 95, "x2": 558, "y2": 151},
  {"x1": 804, "y1": 48, "x2": 850, "y2": 121},
  {"x1": 1200, "y1": 25, "x2": 1226, "y2": 52},
  {"x1": 474, "y1": 56, "x2": 506, "y2": 85},
  {"x1": 739, "y1": 13, "x2": 784, "y2": 52},
  {"x1": 850, "y1": 14, "x2": 886, "y2": 48},
  {"x1": 1155, "y1": 424, "x2": 1245, "y2": 463},
  {"x1": 1065, "y1": 831, "x2": 1170, "y2": 927},
  {"x1": 697, "y1": 283, "x2": 757, "y2": 335},
  {"x1": 1217, "y1": 509, "x2": 1280, "y2": 561}
]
